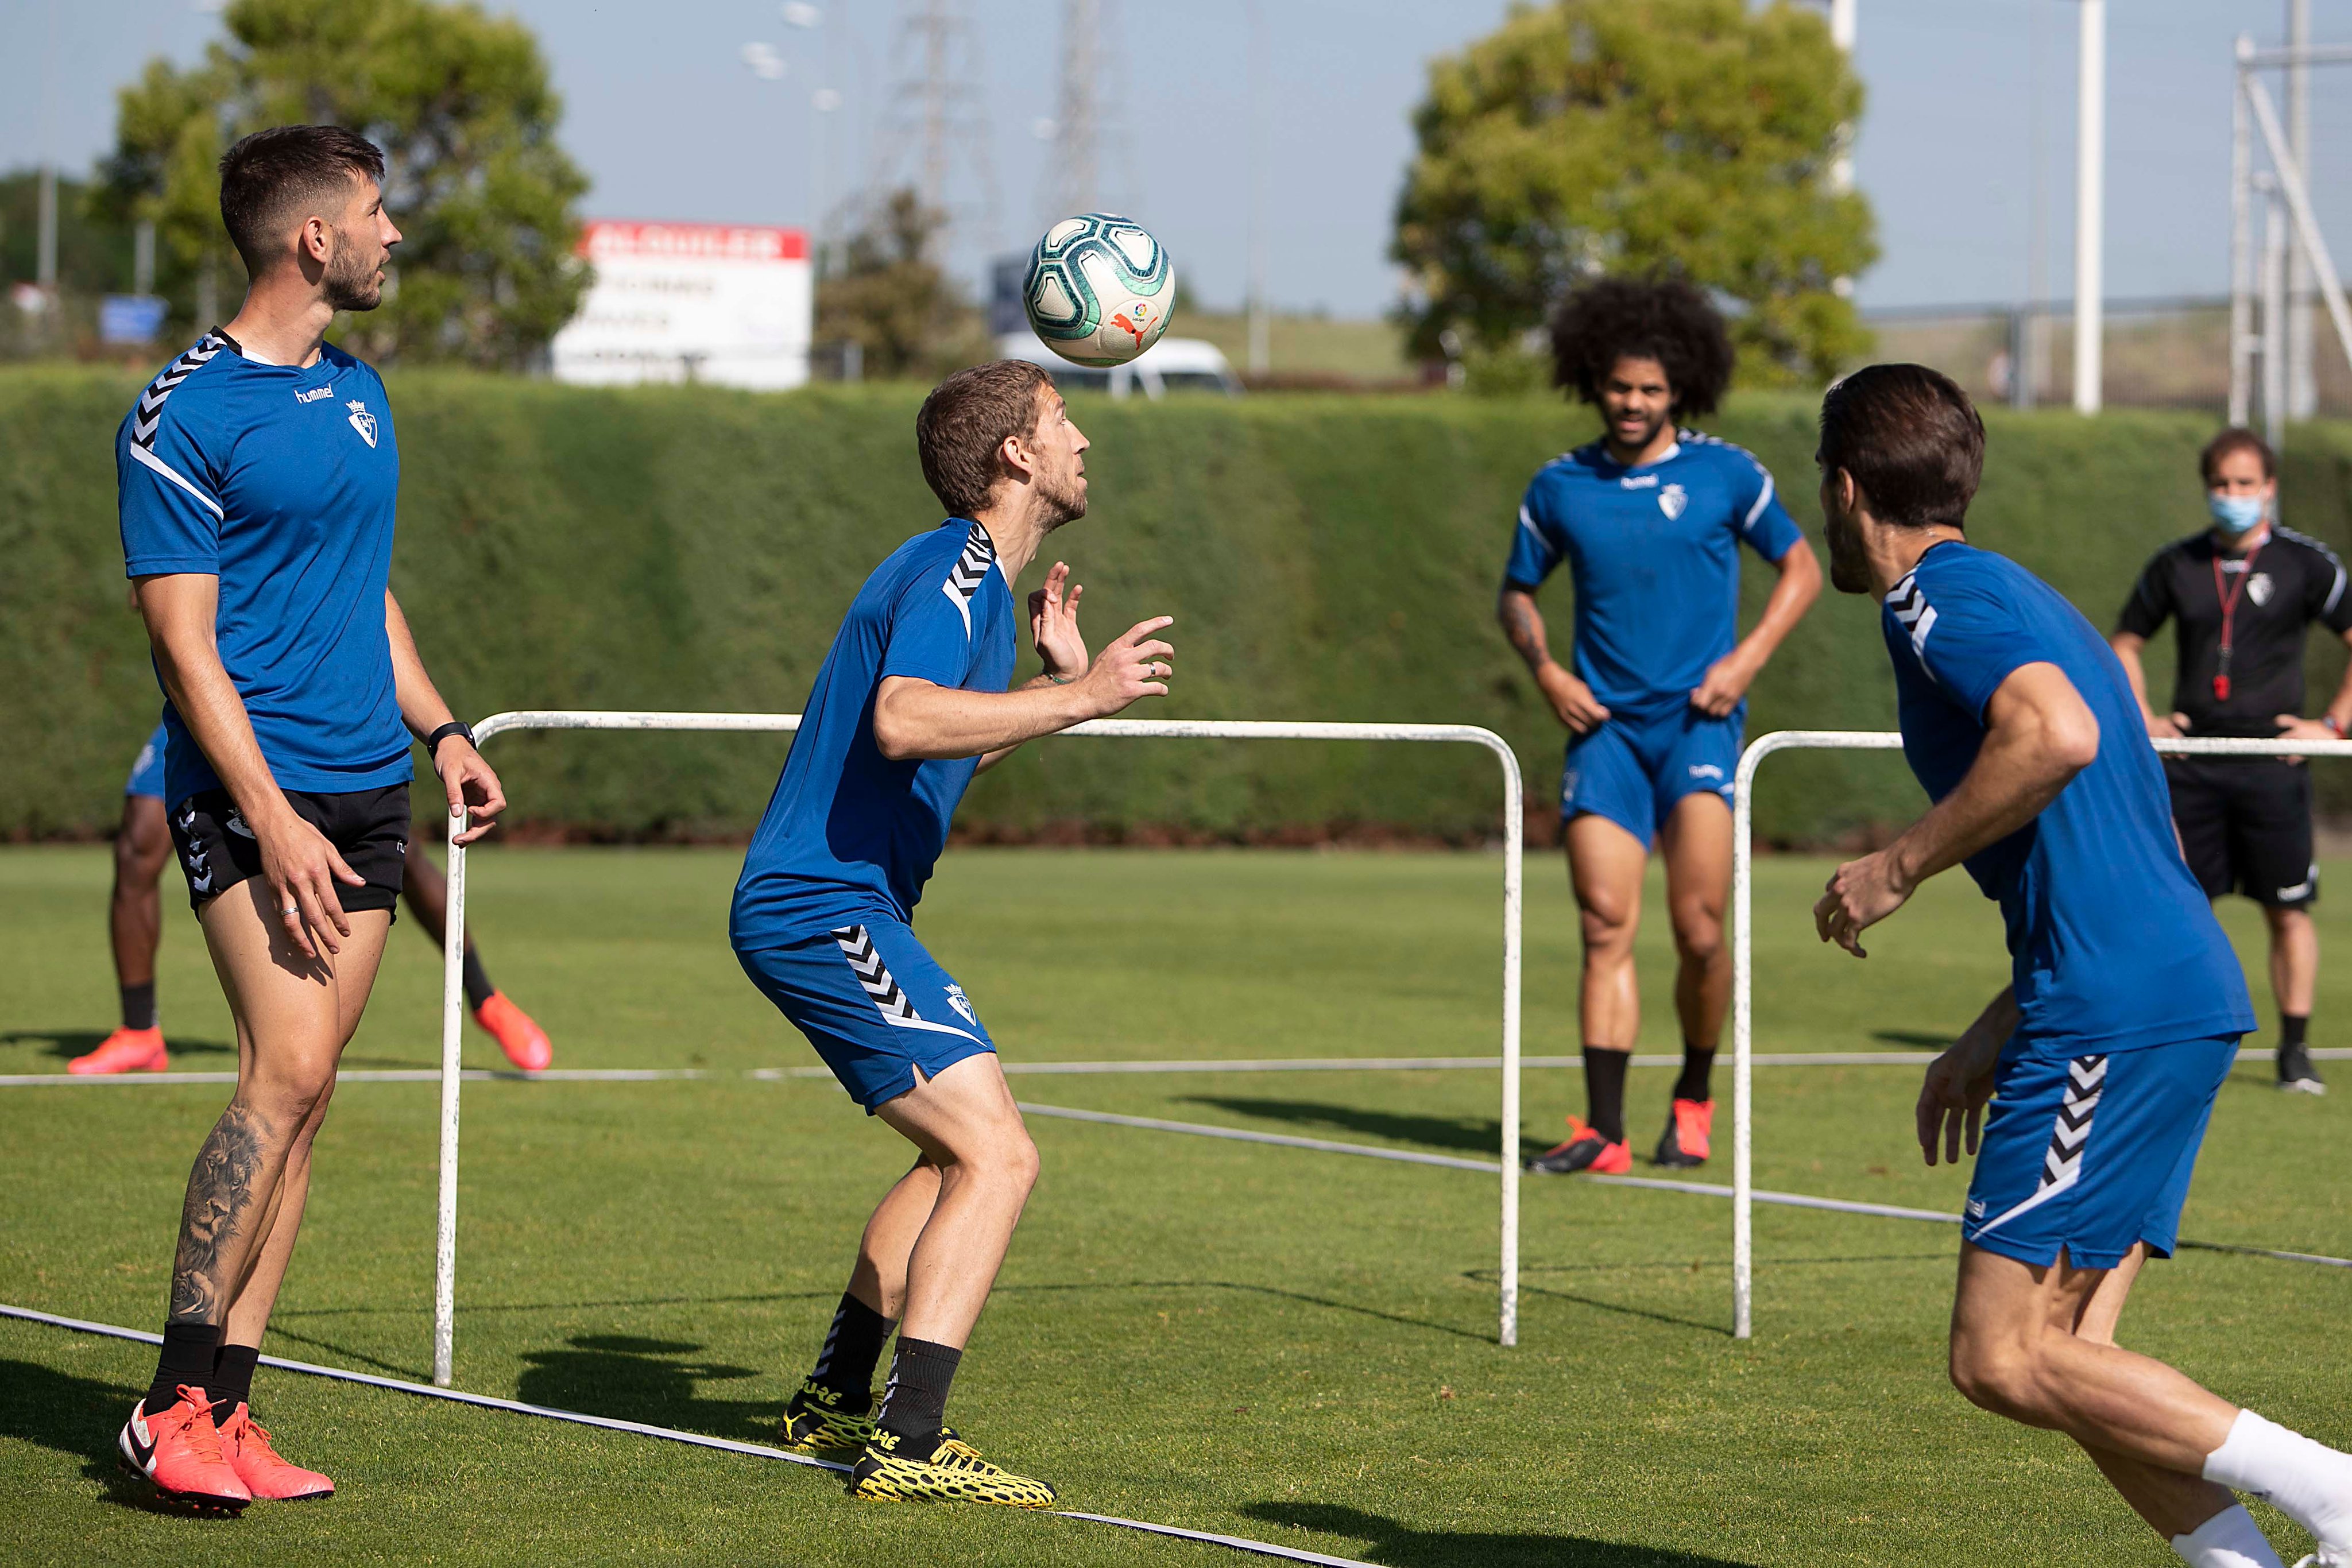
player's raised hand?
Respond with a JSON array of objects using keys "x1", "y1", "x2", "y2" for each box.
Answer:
[
  {"x1": 1028, "y1": 561, "x2": 1089, "y2": 677},
  {"x1": 1077, "y1": 615, "x2": 1175, "y2": 717},
  {"x1": 1813, "y1": 848, "x2": 1914, "y2": 958},
  {"x1": 1536, "y1": 664, "x2": 1611, "y2": 735}
]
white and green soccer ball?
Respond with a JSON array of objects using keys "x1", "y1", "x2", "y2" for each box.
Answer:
[{"x1": 1022, "y1": 213, "x2": 1174, "y2": 367}]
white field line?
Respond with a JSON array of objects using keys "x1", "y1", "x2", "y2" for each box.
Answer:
[
  {"x1": 1015, "y1": 1102, "x2": 2352, "y2": 1271},
  {"x1": 3, "y1": 1044, "x2": 2342, "y2": 1090},
  {"x1": 0, "y1": 1302, "x2": 1370, "y2": 1568}
]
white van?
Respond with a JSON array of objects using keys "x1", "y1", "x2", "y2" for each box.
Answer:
[{"x1": 993, "y1": 331, "x2": 1244, "y2": 399}]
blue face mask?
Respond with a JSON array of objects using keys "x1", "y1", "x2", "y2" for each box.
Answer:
[{"x1": 2209, "y1": 493, "x2": 2267, "y2": 535}]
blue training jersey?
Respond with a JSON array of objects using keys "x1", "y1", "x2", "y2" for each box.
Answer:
[
  {"x1": 117, "y1": 330, "x2": 412, "y2": 807},
  {"x1": 1883, "y1": 541, "x2": 2254, "y2": 1058},
  {"x1": 731, "y1": 520, "x2": 1018, "y2": 947},
  {"x1": 1504, "y1": 432, "x2": 1805, "y2": 715}
]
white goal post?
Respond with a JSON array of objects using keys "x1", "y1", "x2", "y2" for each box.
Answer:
[
  {"x1": 430, "y1": 710, "x2": 1526, "y2": 1387},
  {"x1": 1731, "y1": 730, "x2": 2352, "y2": 1339}
]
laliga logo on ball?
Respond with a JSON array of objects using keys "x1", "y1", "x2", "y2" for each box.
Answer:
[{"x1": 1023, "y1": 212, "x2": 1174, "y2": 367}]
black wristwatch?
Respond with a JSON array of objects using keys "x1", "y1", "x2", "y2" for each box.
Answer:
[{"x1": 425, "y1": 721, "x2": 476, "y2": 756}]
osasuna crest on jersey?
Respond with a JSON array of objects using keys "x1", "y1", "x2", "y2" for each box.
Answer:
[
  {"x1": 346, "y1": 400, "x2": 378, "y2": 448},
  {"x1": 1658, "y1": 483, "x2": 1688, "y2": 520},
  {"x1": 943, "y1": 983, "x2": 977, "y2": 1024},
  {"x1": 2248, "y1": 572, "x2": 2274, "y2": 607}
]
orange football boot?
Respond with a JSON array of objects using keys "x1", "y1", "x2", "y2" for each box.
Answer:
[
  {"x1": 1654, "y1": 1098, "x2": 1714, "y2": 1168},
  {"x1": 118, "y1": 1386, "x2": 250, "y2": 1509},
  {"x1": 69, "y1": 1025, "x2": 168, "y2": 1075},
  {"x1": 219, "y1": 1404, "x2": 334, "y2": 1501},
  {"x1": 1525, "y1": 1116, "x2": 1633, "y2": 1175},
  {"x1": 473, "y1": 992, "x2": 552, "y2": 1072}
]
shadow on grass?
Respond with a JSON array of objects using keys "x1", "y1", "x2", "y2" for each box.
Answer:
[
  {"x1": 1175, "y1": 1095, "x2": 1553, "y2": 1160},
  {"x1": 2, "y1": 1028, "x2": 234, "y2": 1062},
  {"x1": 0, "y1": 1356, "x2": 242, "y2": 1519},
  {"x1": 1243, "y1": 1503, "x2": 1754, "y2": 1567},
  {"x1": 1870, "y1": 1030, "x2": 1952, "y2": 1050},
  {"x1": 514, "y1": 1334, "x2": 773, "y2": 1443}
]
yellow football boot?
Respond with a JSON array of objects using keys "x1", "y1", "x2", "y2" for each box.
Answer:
[
  {"x1": 849, "y1": 1427, "x2": 1058, "y2": 1507},
  {"x1": 776, "y1": 1381, "x2": 877, "y2": 1461}
]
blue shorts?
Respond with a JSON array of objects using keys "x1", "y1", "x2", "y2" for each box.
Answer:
[
  {"x1": 126, "y1": 722, "x2": 168, "y2": 800},
  {"x1": 734, "y1": 919, "x2": 996, "y2": 1112},
  {"x1": 1963, "y1": 1037, "x2": 2239, "y2": 1270},
  {"x1": 1561, "y1": 706, "x2": 1742, "y2": 846}
]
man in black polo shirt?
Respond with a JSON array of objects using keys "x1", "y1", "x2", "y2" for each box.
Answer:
[{"x1": 2113, "y1": 427, "x2": 2352, "y2": 1095}]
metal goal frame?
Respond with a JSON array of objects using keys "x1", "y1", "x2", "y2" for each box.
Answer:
[{"x1": 428, "y1": 710, "x2": 1526, "y2": 1387}]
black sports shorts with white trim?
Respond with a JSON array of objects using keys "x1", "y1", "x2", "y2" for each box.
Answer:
[
  {"x1": 2164, "y1": 756, "x2": 2318, "y2": 909},
  {"x1": 167, "y1": 783, "x2": 409, "y2": 916}
]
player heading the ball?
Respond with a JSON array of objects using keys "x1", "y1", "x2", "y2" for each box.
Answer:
[
  {"x1": 1502, "y1": 277, "x2": 1821, "y2": 1178},
  {"x1": 1814, "y1": 364, "x2": 2352, "y2": 1568},
  {"x1": 730, "y1": 359, "x2": 1174, "y2": 1507}
]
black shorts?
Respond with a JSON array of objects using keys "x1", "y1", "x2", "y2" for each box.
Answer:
[
  {"x1": 2164, "y1": 756, "x2": 2317, "y2": 909},
  {"x1": 167, "y1": 784, "x2": 410, "y2": 916}
]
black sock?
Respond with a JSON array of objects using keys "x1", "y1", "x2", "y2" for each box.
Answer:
[
  {"x1": 876, "y1": 1337, "x2": 962, "y2": 1449},
  {"x1": 1673, "y1": 1042, "x2": 1717, "y2": 1104},
  {"x1": 1581, "y1": 1047, "x2": 1629, "y2": 1145},
  {"x1": 2283, "y1": 1014, "x2": 2311, "y2": 1051},
  {"x1": 146, "y1": 1322, "x2": 220, "y2": 1416},
  {"x1": 207, "y1": 1342, "x2": 260, "y2": 1424},
  {"x1": 121, "y1": 982, "x2": 157, "y2": 1032},
  {"x1": 808, "y1": 1291, "x2": 892, "y2": 1414},
  {"x1": 462, "y1": 946, "x2": 496, "y2": 1012}
]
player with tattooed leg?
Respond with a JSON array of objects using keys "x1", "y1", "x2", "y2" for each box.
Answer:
[{"x1": 113, "y1": 126, "x2": 504, "y2": 1509}]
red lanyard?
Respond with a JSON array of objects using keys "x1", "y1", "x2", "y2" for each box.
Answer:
[{"x1": 2211, "y1": 544, "x2": 2262, "y2": 701}]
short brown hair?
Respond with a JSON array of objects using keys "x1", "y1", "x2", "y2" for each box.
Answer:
[
  {"x1": 916, "y1": 361, "x2": 1056, "y2": 516},
  {"x1": 2199, "y1": 426, "x2": 2276, "y2": 485},
  {"x1": 218, "y1": 125, "x2": 386, "y2": 273},
  {"x1": 1817, "y1": 363, "x2": 1984, "y2": 530}
]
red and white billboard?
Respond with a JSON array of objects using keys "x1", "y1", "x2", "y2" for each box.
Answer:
[{"x1": 552, "y1": 220, "x2": 814, "y2": 391}]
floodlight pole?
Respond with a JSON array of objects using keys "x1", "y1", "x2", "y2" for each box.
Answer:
[
  {"x1": 2231, "y1": 37, "x2": 2257, "y2": 429},
  {"x1": 2263, "y1": 177, "x2": 2289, "y2": 454},
  {"x1": 2242, "y1": 71, "x2": 2352, "y2": 440},
  {"x1": 2287, "y1": 0, "x2": 2315, "y2": 420},
  {"x1": 2072, "y1": 0, "x2": 2105, "y2": 415}
]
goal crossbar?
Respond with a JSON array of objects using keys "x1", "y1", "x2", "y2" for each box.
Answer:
[
  {"x1": 1731, "y1": 730, "x2": 2352, "y2": 1338},
  {"x1": 432, "y1": 710, "x2": 1526, "y2": 1386}
]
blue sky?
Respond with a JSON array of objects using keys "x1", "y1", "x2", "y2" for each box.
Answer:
[{"x1": 3, "y1": 1, "x2": 2347, "y2": 316}]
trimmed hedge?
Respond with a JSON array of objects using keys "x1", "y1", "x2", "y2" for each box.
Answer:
[{"x1": 7, "y1": 366, "x2": 2352, "y2": 845}]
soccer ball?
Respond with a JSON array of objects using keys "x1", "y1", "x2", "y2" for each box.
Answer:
[{"x1": 1022, "y1": 214, "x2": 1174, "y2": 367}]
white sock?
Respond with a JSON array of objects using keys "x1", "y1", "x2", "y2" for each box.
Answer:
[
  {"x1": 2205, "y1": 1408, "x2": 2352, "y2": 1548},
  {"x1": 2172, "y1": 1503, "x2": 2285, "y2": 1567}
]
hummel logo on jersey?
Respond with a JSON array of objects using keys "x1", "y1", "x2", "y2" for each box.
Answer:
[
  {"x1": 941, "y1": 525, "x2": 997, "y2": 636},
  {"x1": 225, "y1": 808, "x2": 256, "y2": 840},
  {"x1": 1885, "y1": 572, "x2": 1937, "y2": 655},
  {"x1": 295, "y1": 385, "x2": 335, "y2": 404},
  {"x1": 1658, "y1": 483, "x2": 1688, "y2": 520},
  {"x1": 1966, "y1": 1198, "x2": 1985, "y2": 1218},
  {"x1": 346, "y1": 399, "x2": 378, "y2": 447},
  {"x1": 1619, "y1": 474, "x2": 1659, "y2": 490},
  {"x1": 1688, "y1": 762, "x2": 1724, "y2": 781}
]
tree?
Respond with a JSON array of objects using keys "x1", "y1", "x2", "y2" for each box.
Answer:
[
  {"x1": 96, "y1": 0, "x2": 590, "y2": 369},
  {"x1": 815, "y1": 189, "x2": 987, "y2": 379},
  {"x1": 1391, "y1": 0, "x2": 1877, "y2": 387}
]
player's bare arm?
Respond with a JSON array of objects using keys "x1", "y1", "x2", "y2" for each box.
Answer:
[
  {"x1": 1689, "y1": 538, "x2": 1823, "y2": 717},
  {"x1": 1815, "y1": 660, "x2": 2099, "y2": 956},
  {"x1": 875, "y1": 613, "x2": 1172, "y2": 761},
  {"x1": 1496, "y1": 583, "x2": 1610, "y2": 733},
  {"x1": 384, "y1": 589, "x2": 505, "y2": 843},
  {"x1": 135, "y1": 572, "x2": 364, "y2": 959},
  {"x1": 1915, "y1": 985, "x2": 2014, "y2": 1168}
]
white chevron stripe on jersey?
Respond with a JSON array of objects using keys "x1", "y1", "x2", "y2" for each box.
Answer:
[
  {"x1": 1883, "y1": 572, "x2": 1938, "y2": 656},
  {"x1": 131, "y1": 331, "x2": 227, "y2": 448},
  {"x1": 940, "y1": 524, "x2": 998, "y2": 636},
  {"x1": 1971, "y1": 1053, "x2": 2106, "y2": 1241},
  {"x1": 828, "y1": 924, "x2": 990, "y2": 1046}
]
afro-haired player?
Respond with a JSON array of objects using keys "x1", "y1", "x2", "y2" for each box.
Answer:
[{"x1": 1504, "y1": 277, "x2": 1821, "y2": 1175}]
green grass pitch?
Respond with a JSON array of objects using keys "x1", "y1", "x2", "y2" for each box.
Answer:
[{"x1": 3, "y1": 843, "x2": 2351, "y2": 1565}]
